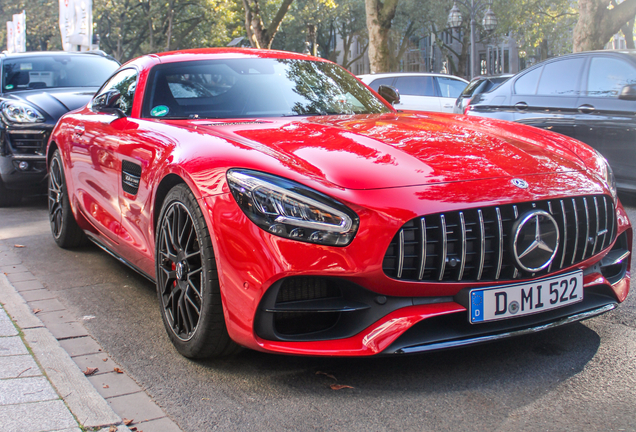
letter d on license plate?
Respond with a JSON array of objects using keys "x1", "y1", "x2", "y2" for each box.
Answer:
[{"x1": 469, "y1": 271, "x2": 583, "y2": 323}]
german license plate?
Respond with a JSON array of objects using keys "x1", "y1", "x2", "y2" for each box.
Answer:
[{"x1": 469, "y1": 271, "x2": 583, "y2": 324}]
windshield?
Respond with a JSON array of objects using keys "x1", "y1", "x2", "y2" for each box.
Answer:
[
  {"x1": 2, "y1": 55, "x2": 119, "y2": 92},
  {"x1": 142, "y1": 58, "x2": 391, "y2": 119}
]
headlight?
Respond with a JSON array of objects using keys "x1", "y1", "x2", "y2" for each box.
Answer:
[
  {"x1": 0, "y1": 100, "x2": 45, "y2": 123},
  {"x1": 595, "y1": 150, "x2": 617, "y2": 200},
  {"x1": 227, "y1": 169, "x2": 359, "y2": 246}
]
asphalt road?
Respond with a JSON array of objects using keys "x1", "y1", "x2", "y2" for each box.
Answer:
[{"x1": 1, "y1": 193, "x2": 636, "y2": 432}]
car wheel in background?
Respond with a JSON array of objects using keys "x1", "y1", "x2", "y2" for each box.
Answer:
[
  {"x1": 156, "y1": 184, "x2": 239, "y2": 358},
  {"x1": 48, "y1": 150, "x2": 87, "y2": 248}
]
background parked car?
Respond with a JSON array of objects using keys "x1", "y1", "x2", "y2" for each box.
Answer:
[
  {"x1": 453, "y1": 74, "x2": 513, "y2": 114},
  {"x1": 358, "y1": 72, "x2": 468, "y2": 112},
  {"x1": 467, "y1": 50, "x2": 636, "y2": 192},
  {"x1": 0, "y1": 51, "x2": 119, "y2": 206}
]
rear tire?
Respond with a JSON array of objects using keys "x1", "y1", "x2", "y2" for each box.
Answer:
[
  {"x1": 156, "y1": 184, "x2": 239, "y2": 358},
  {"x1": 48, "y1": 150, "x2": 87, "y2": 248}
]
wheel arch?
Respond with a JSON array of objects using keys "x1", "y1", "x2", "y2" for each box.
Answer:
[
  {"x1": 153, "y1": 173, "x2": 187, "y2": 235},
  {"x1": 46, "y1": 141, "x2": 59, "y2": 170}
]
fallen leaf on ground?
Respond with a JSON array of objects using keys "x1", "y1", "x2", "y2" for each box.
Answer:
[
  {"x1": 103, "y1": 358, "x2": 108, "y2": 362},
  {"x1": 130, "y1": 428, "x2": 138, "y2": 431},
  {"x1": 123, "y1": 418, "x2": 134, "y2": 425},
  {"x1": 108, "y1": 426, "x2": 117, "y2": 432},
  {"x1": 33, "y1": 309, "x2": 42, "y2": 314},
  {"x1": 114, "y1": 367, "x2": 124, "y2": 374},
  {"x1": 14, "y1": 244, "x2": 26, "y2": 248},
  {"x1": 83, "y1": 367, "x2": 98, "y2": 376},
  {"x1": 103, "y1": 384, "x2": 109, "y2": 389},
  {"x1": 316, "y1": 371, "x2": 337, "y2": 380},
  {"x1": 330, "y1": 384, "x2": 354, "y2": 390}
]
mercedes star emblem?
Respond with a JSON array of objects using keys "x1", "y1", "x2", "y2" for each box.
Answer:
[
  {"x1": 511, "y1": 178, "x2": 528, "y2": 189},
  {"x1": 512, "y1": 210, "x2": 560, "y2": 272}
]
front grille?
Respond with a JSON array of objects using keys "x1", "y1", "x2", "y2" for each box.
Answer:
[
  {"x1": 6, "y1": 130, "x2": 49, "y2": 155},
  {"x1": 383, "y1": 195, "x2": 617, "y2": 282}
]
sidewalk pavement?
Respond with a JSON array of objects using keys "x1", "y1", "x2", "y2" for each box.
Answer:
[{"x1": 0, "y1": 251, "x2": 181, "y2": 432}]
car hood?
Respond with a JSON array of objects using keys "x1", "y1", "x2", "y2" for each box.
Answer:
[
  {"x1": 188, "y1": 112, "x2": 588, "y2": 190},
  {"x1": 4, "y1": 87, "x2": 97, "y2": 120}
]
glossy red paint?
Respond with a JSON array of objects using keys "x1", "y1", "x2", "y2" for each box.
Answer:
[{"x1": 48, "y1": 48, "x2": 632, "y2": 357}]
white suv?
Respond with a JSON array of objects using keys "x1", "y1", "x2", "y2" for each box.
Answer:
[{"x1": 357, "y1": 73, "x2": 468, "y2": 113}]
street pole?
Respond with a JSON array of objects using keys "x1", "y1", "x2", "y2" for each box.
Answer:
[{"x1": 470, "y1": 0, "x2": 475, "y2": 79}]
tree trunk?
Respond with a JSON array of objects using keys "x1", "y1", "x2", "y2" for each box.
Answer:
[
  {"x1": 365, "y1": 0, "x2": 399, "y2": 73},
  {"x1": 621, "y1": 17, "x2": 635, "y2": 48},
  {"x1": 243, "y1": 0, "x2": 295, "y2": 49},
  {"x1": 573, "y1": 0, "x2": 636, "y2": 52}
]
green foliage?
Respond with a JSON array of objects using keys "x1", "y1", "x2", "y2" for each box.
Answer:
[{"x1": 0, "y1": 0, "x2": 62, "y2": 51}]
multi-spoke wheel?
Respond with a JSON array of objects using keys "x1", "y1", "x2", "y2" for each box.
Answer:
[
  {"x1": 156, "y1": 184, "x2": 238, "y2": 358},
  {"x1": 48, "y1": 150, "x2": 86, "y2": 248}
]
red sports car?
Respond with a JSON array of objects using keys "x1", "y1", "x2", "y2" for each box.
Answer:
[{"x1": 47, "y1": 48, "x2": 632, "y2": 358}]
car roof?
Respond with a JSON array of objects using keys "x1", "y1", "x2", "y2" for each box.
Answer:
[
  {"x1": 358, "y1": 72, "x2": 467, "y2": 82},
  {"x1": 0, "y1": 50, "x2": 112, "y2": 59},
  {"x1": 146, "y1": 48, "x2": 326, "y2": 64}
]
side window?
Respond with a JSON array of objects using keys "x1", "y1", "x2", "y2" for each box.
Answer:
[
  {"x1": 394, "y1": 76, "x2": 436, "y2": 96},
  {"x1": 368, "y1": 77, "x2": 394, "y2": 91},
  {"x1": 514, "y1": 67, "x2": 542, "y2": 95},
  {"x1": 92, "y1": 69, "x2": 138, "y2": 116},
  {"x1": 536, "y1": 58, "x2": 585, "y2": 96},
  {"x1": 587, "y1": 57, "x2": 636, "y2": 97},
  {"x1": 437, "y1": 77, "x2": 467, "y2": 98}
]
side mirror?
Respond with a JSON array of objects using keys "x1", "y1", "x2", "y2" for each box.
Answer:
[
  {"x1": 378, "y1": 85, "x2": 400, "y2": 105},
  {"x1": 619, "y1": 84, "x2": 636, "y2": 101},
  {"x1": 92, "y1": 89, "x2": 126, "y2": 118}
]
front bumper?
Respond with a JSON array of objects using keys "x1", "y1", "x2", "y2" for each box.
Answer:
[
  {"x1": 201, "y1": 173, "x2": 632, "y2": 357},
  {"x1": 0, "y1": 126, "x2": 51, "y2": 190}
]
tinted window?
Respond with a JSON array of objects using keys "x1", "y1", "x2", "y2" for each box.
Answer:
[
  {"x1": 437, "y1": 77, "x2": 466, "y2": 98},
  {"x1": 143, "y1": 59, "x2": 390, "y2": 119},
  {"x1": 536, "y1": 58, "x2": 584, "y2": 96},
  {"x1": 2, "y1": 55, "x2": 119, "y2": 92},
  {"x1": 92, "y1": 69, "x2": 137, "y2": 116},
  {"x1": 394, "y1": 76, "x2": 436, "y2": 96},
  {"x1": 587, "y1": 57, "x2": 636, "y2": 97},
  {"x1": 461, "y1": 79, "x2": 486, "y2": 97},
  {"x1": 514, "y1": 67, "x2": 542, "y2": 95},
  {"x1": 368, "y1": 77, "x2": 394, "y2": 91}
]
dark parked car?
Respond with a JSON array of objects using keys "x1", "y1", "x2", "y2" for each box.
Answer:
[
  {"x1": 0, "y1": 51, "x2": 119, "y2": 205},
  {"x1": 453, "y1": 74, "x2": 512, "y2": 114},
  {"x1": 467, "y1": 50, "x2": 636, "y2": 192}
]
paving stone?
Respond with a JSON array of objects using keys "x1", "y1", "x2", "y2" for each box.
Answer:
[
  {"x1": 59, "y1": 336, "x2": 104, "y2": 357},
  {"x1": 107, "y1": 392, "x2": 166, "y2": 423},
  {"x1": 88, "y1": 371, "x2": 143, "y2": 398},
  {"x1": 35, "y1": 313, "x2": 88, "y2": 340},
  {"x1": 0, "y1": 400, "x2": 79, "y2": 432},
  {"x1": 0, "y1": 376, "x2": 59, "y2": 405},
  {"x1": 20, "y1": 289, "x2": 57, "y2": 302},
  {"x1": 0, "y1": 253, "x2": 22, "y2": 266},
  {"x1": 132, "y1": 416, "x2": 183, "y2": 432},
  {"x1": 11, "y1": 279, "x2": 45, "y2": 292},
  {"x1": 6, "y1": 272, "x2": 37, "y2": 283},
  {"x1": 0, "y1": 319, "x2": 18, "y2": 337},
  {"x1": 28, "y1": 298, "x2": 66, "y2": 313},
  {"x1": 0, "y1": 308, "x2": 8, "y2": 320},
  {"x1": 0, "y1": 336, "x2": 28, "y2": 356},
  {"x1": 0, "y1": 264, "x2": 29, "y2": 274},
  {"x1": 0, "y1": 354, "x2": 41, "y2": 379},
  {"x1": 72, "y1": 353, "x2": 115, "y2": 376}
]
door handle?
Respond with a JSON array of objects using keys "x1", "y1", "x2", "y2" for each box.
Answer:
[
  {"x1": 578, "y1": 104, "x2": 595, "y2": 114},
  {"x1": 443, "y1": 104, "x2": 453, "y2": 109},
  {"x1": 73, "y1": 124, "x2": 85, "y2": 136},
  {"x1": 514, "y1": 102, "x2": 528, "y2": 110}
]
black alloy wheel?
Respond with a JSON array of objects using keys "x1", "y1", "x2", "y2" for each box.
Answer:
[
  {"x1": 156, "y1": 184, "x2": 238, "y2": 358},
  {"x1": 48, "y1": 150, "x2": 87, "y2": 248}
]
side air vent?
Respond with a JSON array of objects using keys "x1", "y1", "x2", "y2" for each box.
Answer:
[{"x1": 121, "y1": 160, "x2": 142, "y2": 195}]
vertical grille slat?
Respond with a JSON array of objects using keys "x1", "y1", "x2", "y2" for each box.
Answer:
[
  {"x1": 382, "y1": 194, "x2": 617, "y2": 283},
  {"x1": 438, "y1": 215, "x2": 447, "y2": 281},
  {"x1": 495, "y1": 207, "x2": 503, "y2": 280}
]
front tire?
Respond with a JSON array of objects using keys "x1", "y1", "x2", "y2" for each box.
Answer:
[
  {"x1": 48, "y1": 150, "x2": 87, "y2": 248},
  {"x1": 156, "y1": 184, "x2": 238, "y2": 358}
]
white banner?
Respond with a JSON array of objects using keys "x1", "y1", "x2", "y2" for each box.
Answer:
[
  {"x1": 59, "y1": 0, "x2": 74, "y2": 51},
  {"x1": 60, "y1": 0, "x2": 92, "y2": 51},
  {"x1": 6, "y1": 21, "x2": 15, "y2": 53},
  {"x1": 12, "y1": 12, "x2": 26, "y2": 53}
]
